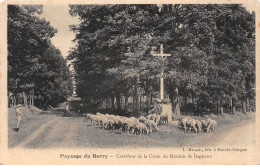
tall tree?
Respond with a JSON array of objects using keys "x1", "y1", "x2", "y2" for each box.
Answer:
[{"x1": 8, "y1": 5, "x2": 72, "y2": 108}]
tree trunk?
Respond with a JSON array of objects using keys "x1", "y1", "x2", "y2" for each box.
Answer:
[
  {"x1": 116, "y1": 93, "x2": 121, "y2": 111},
  {"x1": 145, "y1": 90, "x2": 151, "y2": 109},
  {"x1": 218, "y1": 94, "x2": 224, "y2": 115},
  {"x1": 169, "y1": 94, "x2": 174, "y2": 104},
  {"x1": 231, "y1": 98, "x2": 236, "y2": 114},
  {"x1": 241, "y1": 99, "x2": 247, "y2": 114},
  {"x1": 32, "y1": 89, "x2": 34, "y2": 106},
  {"x1": 175, "y1": 88, "x2": 181, "y2": 117},
  {"x1": 133, "y1": 78, "x2": 140, "y2": 113},
  {"x1": 23, "y1": 92, "x2": 26, "y2": 106},
  {"x1": 150, "y1": 90, "x2": 153, "y2": 105},
  {"x1": 139, "y1": 94, "x2": 142, "y2": 110},
  {"x1": 220, "y1": 98, "x2": 224, "y2": 115},
  {"x1": 184, "y1": 95, "x2": 187, "y2": 115},
  {"x1": 196, "y1": 99, "x2": 200, "y2": 116},
  {"x1": 124, "y1": 95, "x2": 128, "y2": 110},
  {"x1": 246, "y1": 98, "x2": 250, "y2": 112},
  {"x1": 111, "y1": 97, "x2": 115, "y2": 110},
  {"x1": 14, "y1": 96, "x2": 17, "y2": 106},
  {"x1": 191, "y1": 94, "x2": 196, "y2": 115},
  {"x1": 229, "y1": 97, "x2": 232, "y2": 111},
  {"x1": 216, "y1": 99, "x2": 219, "y2": 114}
]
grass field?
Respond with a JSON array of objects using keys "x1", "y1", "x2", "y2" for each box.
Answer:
[{"x1": 8, "y1": 106, "x2": 255, "y2": 148}]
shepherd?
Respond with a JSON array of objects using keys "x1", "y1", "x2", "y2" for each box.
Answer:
[
  {"x1": 64, "y1": 101, "x2": 71, "y2": 116},
  {"x1": 14, "y1": 104, "x2": 23, "y2": 132}
]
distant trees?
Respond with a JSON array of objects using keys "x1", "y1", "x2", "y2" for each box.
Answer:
[
  {"x1": 8, "y1": 5, "x2": 72, "y2": 108},
  {"x1": 68, "y1": 4, "x2": 255, "y2": 115}
]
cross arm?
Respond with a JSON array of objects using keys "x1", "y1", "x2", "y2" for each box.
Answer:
[{"x1": 153, "y1": 54, "x2": 172, "y2": 57}]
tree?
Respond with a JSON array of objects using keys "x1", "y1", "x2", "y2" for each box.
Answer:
[
  {"x1": 68, "y1": 4, "x2": 255, "y2": 115},
  {"x1": 8, "y1": 5, "x2": 72, "y2": 108}
]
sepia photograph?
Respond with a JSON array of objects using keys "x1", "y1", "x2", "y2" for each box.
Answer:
[{"x1": 1, "y1": 0, "x2": 259, "y2": 165}]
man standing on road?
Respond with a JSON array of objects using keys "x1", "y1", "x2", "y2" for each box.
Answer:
[
  {"x1": 15, "y1": 104, "x2": 22, "y2": 132},
  {"x1": 64, "y1": 102, "x2": 71, "y2": 116}
]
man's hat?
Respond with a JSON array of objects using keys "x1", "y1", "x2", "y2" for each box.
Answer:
[{"x1": 17, "y1": 104, "x2": 22, "y2": 107}]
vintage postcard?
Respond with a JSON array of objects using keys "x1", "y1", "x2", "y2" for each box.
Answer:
[{"x1": 0, "y1": 0, "x2": 259, "y2": 165}]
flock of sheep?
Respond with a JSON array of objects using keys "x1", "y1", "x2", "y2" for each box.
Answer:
[
  {"x1": 179, "y1": 117, "x2": 217, "y2": 133},
  {"x1": 86, "y1": 112, "x2": 217, "y2": 136}
]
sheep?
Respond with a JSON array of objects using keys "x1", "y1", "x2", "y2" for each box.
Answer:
[
  {"x1": 119, "y1": 116, "x2": 128, "y2": 130},
  {"x1": 89, "y1": 114, "x2": 95, "y2": 124},
  {"x1": 124, "y1": 117, "x2": 139, "y2": 133},
  {"x1": 201, "y1": 120, "x2": 209, "y2": 131},
  {"x1": 144, "y1": 120, "x2": 157, "y2": 133},
  {"x1": 151, "y1": 113, "x2": 157, "y2": 122},
  {"x1": 107, "y1": 118, "x2": 117, "y2": 131},
  {"x1": 186, "y1": 118, "x2": 197, "y2": 132},
  {"x1": 106, "y1": 115, "x2": 122, "y2": 131},
  {"x1": 139, "y1": 116, "x2": 147, "y2": 123},
  {"x1": 160, "y1": 114, "x2": 168, "y2": 125},
  {"x1": 206, "y1": 119, "x2": 217, "y2": 133},
  {"x1": 135, "y1": 123, "x2": 149, "y2": 135},
  {"x1": 155, "y1": 115, "x2": 161, "y2": 125},
  {"x1": 130, "y1": 119, "x2": 140, "y2": 133},
  {"x1": 117, "y1": 117, "x2": 126, "y2": 131},
  {"x1": 113, "y1": 117, "x2": 122, "y2": 130},
  {"x1": 100, "y1": 116, "x2": 109, "y2": 129},
  {"x1": 90, "y1": 115, "x2": 102, "y2": 127},
  {"x1": 195, "y1": 120, "x2": 202, "y2": 133},
  {"x1": 107, "y1": 115, "x2": 115, "y2": 120},
  {"x1": 180, "y1": 118, "x2": 188, "y2": 131},
  {"x1": 146, "y1": 114, "x2": 153, "y2": 120},
  {"x1": 86, "y1": 113, "x2": 92, "y2": 121},
  {"x1": 120, "y1": 116, "x2": 127, "y2": 120}
]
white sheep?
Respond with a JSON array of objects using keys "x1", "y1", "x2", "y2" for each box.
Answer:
[
  {"x1": 201, "y1": 120, "x2": 208, "y2": 131},
  {"x1": 186, "y1": 118, "x2": 197, "y2": 132},
  {"x1": 139, "y1": 116, "x2": 147, "y2": 123},
  {"x1": 146, "y1": 114, "x2": 153, "y2": 120},
  {"x1": 206, "y1": 118, "x2": 217, "y2": 133},
  {"x1": 155, "y1": 115, "x2": 161, "y2": 125},
  {"x1": 107, "y1": 118, "x2": 116, "y2": 131},
  {"x1": 160, "y1": 114, "x2": 168, "y2": 125},
  {"x1": 90, "y1": 115, "x2": 102, "y2": 127},
  {"x1": 124, "y1": 117, "x2": 139, "y2": 133},
  {"x1": 151, "y1": 113, "x2": 157, "y2": 122},
  {"x1": 181, "y1": 118, "x2": 188, "y2": 132},
  {"x1": 135, "y1": 123, "x2": 149, "y2": 135},
  {"x1": 86, "y1": 113, "x2": 92, "y2": 120},
  {"x1": 195, "y1": 120, "x2": 202, "y2": 133},
  {"x1": 100, "y1": 116, "x2": 109, "y2": 129},
  {"x1": 144, "y1": 120, "x2": 157, "y2": 133}
]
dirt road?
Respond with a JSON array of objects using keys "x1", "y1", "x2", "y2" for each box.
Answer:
[
  {"x1": 214, "y1": 121, "x2": 256, "y2": 147},
  {"x1": 8, "y1": 107, "x2": 256, "y2": 148}
]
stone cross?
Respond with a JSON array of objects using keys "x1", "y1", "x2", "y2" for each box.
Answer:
[{"x1": 152, "y1": 44, "x2": 171, "y2": 100}]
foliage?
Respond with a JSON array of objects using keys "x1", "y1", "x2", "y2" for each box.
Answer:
[
  {"x1": 8, "y1": 5, "x2": 72, "y2": 108},
  {"x1": 68, "y1": 4, "x2": 255, "y2": 114}
]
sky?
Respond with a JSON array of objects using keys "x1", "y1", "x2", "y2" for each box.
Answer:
[
  {"x1": 41, "y1": 5, "x2": 80, "y2": 58},
  {"x1": 39, "y1": 4, "x2": 255, "y2": 58}
]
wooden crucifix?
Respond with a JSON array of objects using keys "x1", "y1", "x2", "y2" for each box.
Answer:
[{"x1": 152, "y1": 44, "x2": 171, "y2": 100}]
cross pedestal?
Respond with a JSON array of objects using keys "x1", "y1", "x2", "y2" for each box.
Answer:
[{"x1": 152, "y1": 44, "x2": 171, "y2": 100}]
